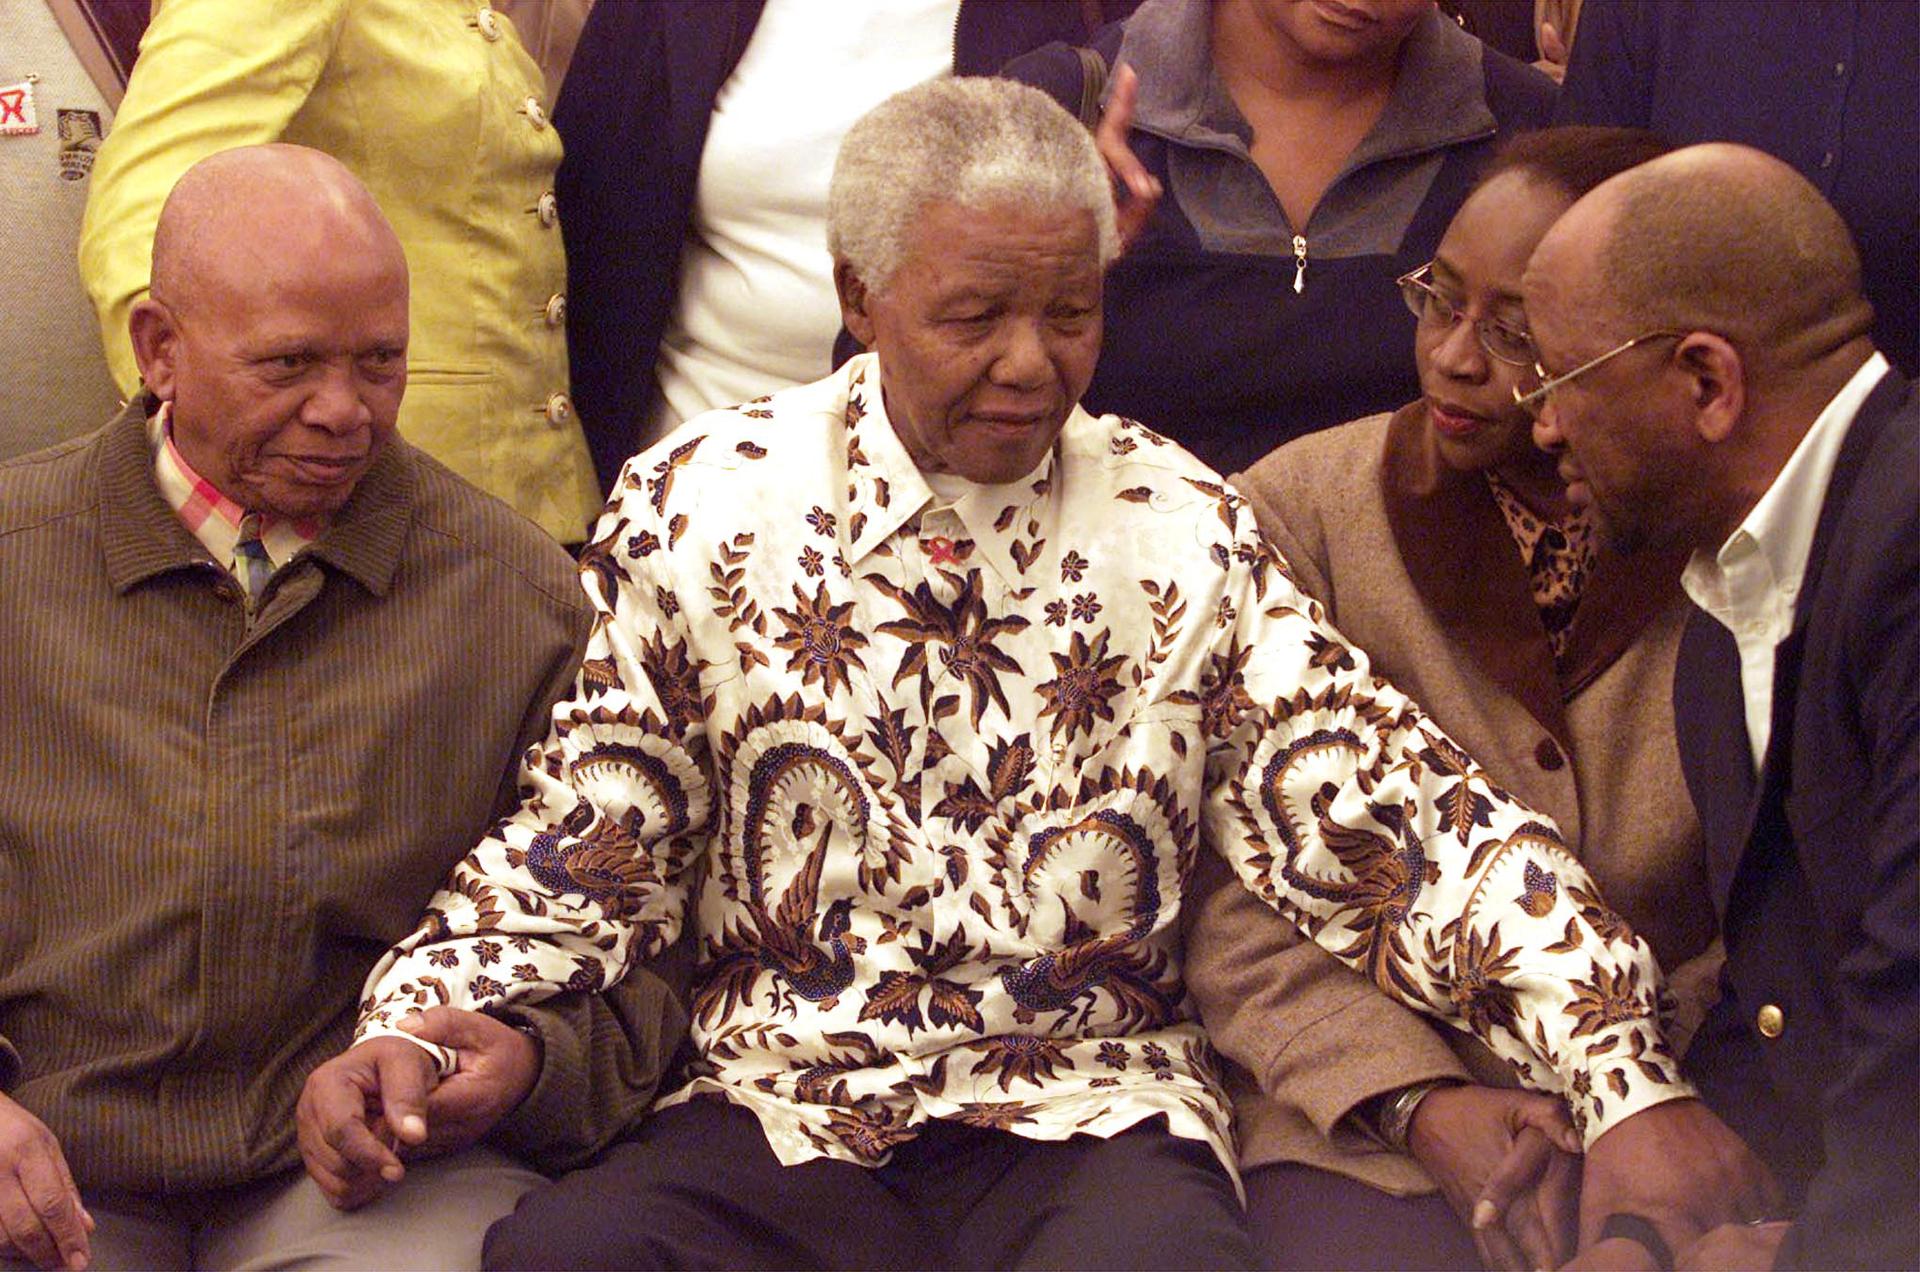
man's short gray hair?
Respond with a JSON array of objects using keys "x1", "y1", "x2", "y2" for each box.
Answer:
[{"x1": 828, "y1": 77, "x2": 1119, "y2": 291}]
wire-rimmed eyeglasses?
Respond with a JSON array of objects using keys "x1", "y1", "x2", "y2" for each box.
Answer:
[
  {"x1": 1395, "y1": 264, "x2": 1535, "y2": 366},
  {"x1": 1511, "y1": 330, "x2": 1688, "y2": 419}
]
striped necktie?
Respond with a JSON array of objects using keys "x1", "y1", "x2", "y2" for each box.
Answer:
[{"x1": 235, "y1": 512, "x2": 274, "y2": 605}]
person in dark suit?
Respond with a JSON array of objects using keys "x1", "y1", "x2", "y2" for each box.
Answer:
[{"x1": 1522, "y1": 142, "x2": 1917, "y2": 1271}]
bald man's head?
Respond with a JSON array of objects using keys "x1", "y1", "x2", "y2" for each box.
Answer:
[
  {"x1": 131, "y1": 145, "x2": 412, "y2": 522},
  {"x1": 1522, "y1": 144, "x2": 1880, "y2": 557},
  {"x1": 149, "y1": 144, "x2": 408, "y2": 318},
  {"x1": 1537, "y1": 143, "x2": 1873, "y2": 381}
]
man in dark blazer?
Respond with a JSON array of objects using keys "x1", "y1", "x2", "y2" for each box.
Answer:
[{"x1": 1524, "y1": 142, "x2": 1917, "y2": 1271}]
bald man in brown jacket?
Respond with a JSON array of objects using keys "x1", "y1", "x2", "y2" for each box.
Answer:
[{"x1": 0, "y1": 144, "x2": 682, "y2": 1271}]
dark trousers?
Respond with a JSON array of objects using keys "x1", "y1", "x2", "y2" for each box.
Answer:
[
  {"x1": 484, "y1": 1100, "x2": 1255, "y2": 1271},
  {"x1": 1243, "y1": 1163, "x2": 1479, "y2": 1271}
]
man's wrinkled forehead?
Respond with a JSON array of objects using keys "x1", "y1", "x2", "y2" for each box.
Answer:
[{"x1": 1522, "y1": 202, "x2": 1612, "y2": 361}]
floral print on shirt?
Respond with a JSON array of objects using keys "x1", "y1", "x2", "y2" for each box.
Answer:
[{"x1": 358, "y1": 355, "x2": 1688, "y2": 1176}]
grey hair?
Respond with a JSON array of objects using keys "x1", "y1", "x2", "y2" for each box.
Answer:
[{"x1": 827, "y1": 76, "x2": 1119, "y2": 291}]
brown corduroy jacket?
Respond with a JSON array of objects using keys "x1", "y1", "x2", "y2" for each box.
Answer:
[
  {"x1": 1185, "y1": 405, "x2": 1721, "y2": 1194},
  {"x1": 0, "y1": 399, "x2": 685, "y2": 1195}
]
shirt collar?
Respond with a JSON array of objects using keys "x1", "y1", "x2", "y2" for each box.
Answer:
[
  {"x1": 150, "y1": 402, "x2": 323, "y2": 571},
  {"x1": 838, "y1": 354, "x2": 1062, "y2": 588},
  {"x1": 1684, "y1": 352, "x2": 1891, "y2": 611}
]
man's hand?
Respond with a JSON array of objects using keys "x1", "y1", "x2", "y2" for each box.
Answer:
[
  {"x1": 0, "y1": 1092, "x2": 91, "y2": 1271},
  {"x1": 401, "y1": 1008, "x2": 542, "y2": 1152},
  {"x1": 1095, "y1": 63, "x2": 1162, "y2": 253},
  {"x1": 1405, "y1": 1083, "x2": 1581, "y2": 1271},
  {"x1": 1676, "y1": 1221, "x2": 1790, "y2": 1271},
  {"x1": 298, "y1": 1034, "x2": 435, "y2": 1210},
  {"x1": 1578, "y1": 1099, "x2": 1783, "y2": 1262},
  {"x1": 296, "y1": 1009, "x2": 539, "y2": 1210}
]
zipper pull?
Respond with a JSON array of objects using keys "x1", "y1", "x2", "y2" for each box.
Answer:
[{"x1": 1292, "y1": 234, "x2": 1308, "y2": 294}]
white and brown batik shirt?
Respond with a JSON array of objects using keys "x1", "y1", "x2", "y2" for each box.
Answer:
[{"x1": 358, "y1": 354, "x2": 1691, "y2": 1176}]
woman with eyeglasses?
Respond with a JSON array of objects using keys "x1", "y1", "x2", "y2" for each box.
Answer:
[{"x1": 1183, "y1": 126, "x2": 1727, "y2": 1271}]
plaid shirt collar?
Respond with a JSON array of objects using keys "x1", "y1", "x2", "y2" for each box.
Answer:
[{"x1": 149, "y1": 403, "x2": 322, "y2": 575}]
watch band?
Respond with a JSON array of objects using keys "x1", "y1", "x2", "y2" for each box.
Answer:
[
  {"x1": 1599, "y1": 1213, "x2": 1675, "y2": 1271},
  {"x1": 1373, "y1": 1079, "x2": 1450, "y2": 1153}
]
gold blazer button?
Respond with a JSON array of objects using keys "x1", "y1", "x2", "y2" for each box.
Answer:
[{"x1": 1755, "y1": 1003, "x2": 1785, "y2": 1038}]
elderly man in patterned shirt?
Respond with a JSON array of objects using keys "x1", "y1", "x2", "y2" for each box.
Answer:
[{"x1": 300, "y1": 79, "x2": 1763, "y2": 1269}]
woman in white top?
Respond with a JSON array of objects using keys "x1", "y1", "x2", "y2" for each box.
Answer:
[{"x1": 553, "y1": 0, "x2": 1136, "y2": 489}]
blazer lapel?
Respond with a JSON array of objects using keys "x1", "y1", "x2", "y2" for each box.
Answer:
[
  {"x1": 1749, "y1": 370, "x2": 1910, "y2": 830},
  {"x1": 1791, "y1": 368, "x2": 1910, "y2": 635}
]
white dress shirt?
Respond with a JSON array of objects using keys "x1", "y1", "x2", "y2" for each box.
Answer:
[{"x1": 1681, "y1": 352, "x2": 1891, "y2": 769}]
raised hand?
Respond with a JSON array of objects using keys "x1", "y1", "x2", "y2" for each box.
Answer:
[{"x1": 1095, "y1": 63, "x2": 1162, "y2": 253}]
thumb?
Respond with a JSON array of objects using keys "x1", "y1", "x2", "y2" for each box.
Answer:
[
  {"x1": 1103, "y1": 62, "x2": 1139, "y2": 135},
  {"x1": 378, "y1": 1023, "x2": 446, "y2": 1145},
  {"x1": 1473, "y1": 1125, "x2": 1555, "y2": 1232},
  {"x1": 1539, "y1": 20, "x2": 1569, "y2": 64},
  {"x1": 1508, "y1": 1093, "x2": 1582, "y2": 1155}
]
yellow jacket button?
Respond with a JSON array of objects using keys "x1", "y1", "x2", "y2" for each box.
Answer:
[
  {"x1": 1756, "y1": 1004, "x2": 1785, "y2": 1038},
  {"x1": 543, "y1": 392, "x2": 574, "y2": 428},
  {"x1": 544, "y1": 293, "x2": 566, "y2": 327},
  {"x1": 536, "y1": 191, "x2": 558, "y2": 227},
  {"x1": 523, "y1": 96, "x2": 547, "y2": 129},
  {"x1": 475, "y1": 7, "x2": 501, "y2": 40}
]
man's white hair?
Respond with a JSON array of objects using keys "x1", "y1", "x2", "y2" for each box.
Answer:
[{"x1": 827, "y1": 76, "x2": 1119, "y2": 291}]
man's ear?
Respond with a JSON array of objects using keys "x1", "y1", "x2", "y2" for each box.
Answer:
[
  {"x1": 1674, "y1": 332, "x2": 1744, "y2": 444},
  {"x1": 834, "y1": 259, "x2": 877, "y2": 349},
  {"x1": 129, "y1": 297, "x2": 181, "y2": 401}
]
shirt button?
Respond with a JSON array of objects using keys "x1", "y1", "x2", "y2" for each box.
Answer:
[
  {"x1": 536, "y1": 190, "x2": 558, "y2": 227},
  {"x1": 1755, "y1": 1003, "x2": 1786, "y2": 1038},
  {"x1": 475, "y1": 6, "x2": 502, "y2": 40},
  {"x1": 543, "y1": 293, "x2": 567, "y2": 327},
  {"x1": 1819, "y1": 151, "x2": 1835, "y2": 170},
  {"x1": 1534, "y1": 738, "x2": 1566, "y2": 771},
  {"x1": 522, "y1": 95, "x2": 547, "y2": 129},
  {"x1": 542, "y1": 392, "x2": 574, "y2": 428},
  {"x1": 1832, "y1": 60, "x2": 1846, "y2": 76}
]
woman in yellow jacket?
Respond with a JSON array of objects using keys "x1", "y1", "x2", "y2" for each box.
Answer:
[{"x1": 79, "y1": 0, "x2": 602, "y2": 544}]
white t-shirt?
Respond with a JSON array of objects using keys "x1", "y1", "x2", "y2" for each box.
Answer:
[{"x1": 645, "y1": 0, "x2": 961, "y2": 445}]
